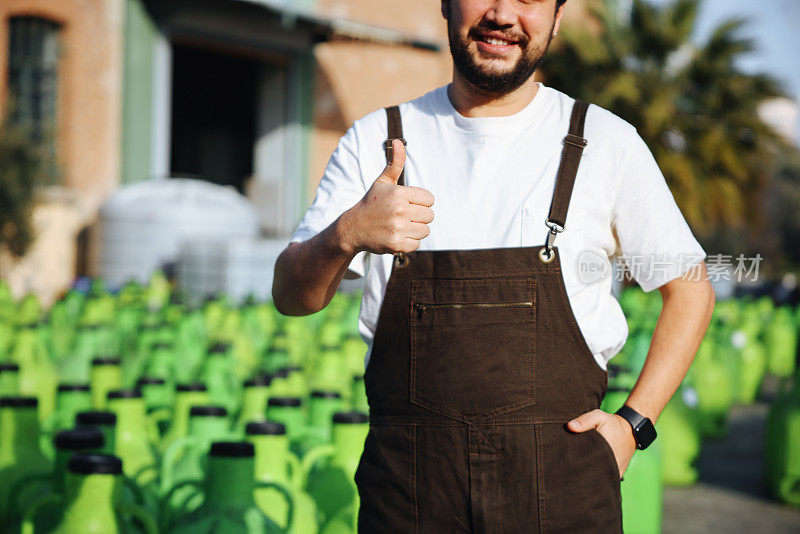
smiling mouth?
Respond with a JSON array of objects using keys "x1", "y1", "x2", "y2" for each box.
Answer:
[{"x1": 479, "y1": 36, "x2": 516, "y2": 46}]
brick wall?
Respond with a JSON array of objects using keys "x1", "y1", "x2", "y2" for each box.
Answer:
[{"x1": 0, "y1": 0, "x2": 124, "y2": 302}]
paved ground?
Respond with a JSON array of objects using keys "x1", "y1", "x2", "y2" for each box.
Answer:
[{"x1": 662, "y1": 378, "x2": 800, "y2": 534}]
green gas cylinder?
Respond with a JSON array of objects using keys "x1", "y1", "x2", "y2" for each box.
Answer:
[
  {"x1": 173, "y1": 310, "x2": 207, "y2": 381},
  {"x1": 76, "y1": 411, "x2": 118, "y2": 454},
  {"x1": 160, "y1": 383, "x2": 209, "y2": 453},
  {"x1": 350, "y1": 376, "x2": 368, "y2": 412},
  {"x1": 137, "y1": 376, "x2": 172, "y2": 414},
  {"x1": 690, "y1": 334, "x2": 734, "y2": 439},
  {"x1": 765, "y1": 372, "x2": 800, "y2": 505},
  {"x1": 7, "y1": 428, "x2": 106, "y2": 529},
  {"x1": 107, "y1": 390, "x2": 157, "y2": 486},
  {"x1": 64, "y1": 324, "x2": 104, "y2": 382},
  {"x1": 145, "y1": 342, "x2": 177, "y2": 383},
  {"x1": 161, "y1": 406, "x2": 232, "y2": 508},
  {"x1": 658, "y1": 385, "x2": 701, "y2": 486},
  {"x1": 45, "y1": 384, "x2": 92, "y2": 433},
  {"x1": 340, "y1": 334, "x2": 368, "y2": 378},
  {"x1": 765, "y1": 307, "x2": 798, "y2": 378},
  {"x1": 16, "y1": 294, "x2": 42, "y2": 326},
  {"x1": 90, "y1": 357, "x2": 122, "y2": 410},
  {"x1": 248, "y1": 422, "x2": 320, "y2": 534},
  {"x1": 731, "y1": 330, "x2": 767, "y2": 405},
  {"x1": 167, "y1": 441, "x2": 292, "y2": 533},
  {"x1": 0, "y1": 397, "x2": 51, "y2": 524},
  {"x1": 0, "y1": 362, "x2": 20, "y2": 396},
  {"x1": 266, "y1": 397, "x2": 307, "y2": 453},
  {"x1": 237, "y1": 376, "x2": 271, "y2": 430},
  {"x1": 10, "y1": 324, "x2": 57, "y2": 420},
  {"x1": 272, "y1": 366, "x2": 308, "y2": 398},
  {"x1": 200, "y1": 343, "x2": 240, "y2": 413},
  {"x1": 304, "y1": 391, "x2": 346, "y2": 450},
  {"x1": 305, "y1": 411, "x2": 369, "y2": 528},
  {"x1": 313, "y1": 347, "x2": 348, "y2": 395},
  {"x1": 264, "y1": 346, "x2": 292, "y2": 375},
  {"x1": 600, "y1": 388, "x2": 663, "y2": 534},
  {"x1": 21, "y1": 453, "x2": 157, "y2": 534}
]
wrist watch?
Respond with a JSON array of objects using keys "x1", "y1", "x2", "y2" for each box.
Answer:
[{"x1": 615, "y1": 405, "x2": 657, "y2": 450}]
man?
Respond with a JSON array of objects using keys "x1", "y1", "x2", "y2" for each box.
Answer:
[{"x1": 273, "y1": 0, "x2": 715, "y2": 531}]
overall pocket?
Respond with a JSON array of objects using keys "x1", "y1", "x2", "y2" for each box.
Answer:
[{"x1": 409, "y1": 277, "x2": 536, "y2": 420}]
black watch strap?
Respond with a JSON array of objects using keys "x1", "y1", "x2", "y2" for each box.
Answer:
[{"x1": 615, "y1": 405, "x2": 657, "y2": 450}]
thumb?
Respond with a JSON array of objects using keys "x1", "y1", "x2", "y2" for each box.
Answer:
[
  {"x1": 377, "y1": 139, "x2": 406, "y2": 185},
  {"x1": 567, "y1": 409, "x2": 605, "y2": 433}
]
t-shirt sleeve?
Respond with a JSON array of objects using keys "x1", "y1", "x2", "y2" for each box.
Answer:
[
  {"x1": 611, "y1": 129, "x2": 707, "y2": 292},
  {"x1": 289, "y1": 125, "x2": 369, "y2": 277}
]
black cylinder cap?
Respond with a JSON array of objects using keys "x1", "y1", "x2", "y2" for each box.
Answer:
[
  {"x1": 210, "y1": 441, "x2": 254, "y2": 458},
  {"x1": 58, "y1": 383, "x2": 90, "y2": 392},
  {"x1": 107, "y1": 389, "x2": 142, "y2": 399},
  {"x1": 91, "y1": 357, "x2": 121, "y2": 366},
  {"x1": 311, "y1": 391, "x2": 341, "y2": 399},
  {"x1": 243, "y1": 375, "x2": 271, "y2": 388},
  {"x1": 176, "y1": 383, "x2": 206, "y2": 392},
  {"x1": 0, "y1": 396, "x2": 38, "y2": 408},
  {"x1": 333, "y1": 411, "x2": 368, "y2": 424},
  {"x1": 76, "y1": 410, "x2": 117, "y2": 426},
  {"x1": 268, "y1": 397, "x2": 301, "y2": 408},
  {"x1": 68, "y1": 453, "x2": 123, "y2": 475},
  {"x1": 208, "y1": 343, "x2": 231, "y2": 354},
  {"x1": 245, "y1": 421, "x2": 286, "y2": 436},
  {"x1": 189, "y1": 405, "x2": 228, "y2": 417},
  {"x1": 54, "y1": 429, "x2": 105, "y2": 450},
  {"x1": 137, "y1": 377, "x2": 166, "y2": 386},
  {"x1": 270, "y1": 369, "x2": 289, "y2": 379},
  {"x1": 0, "y1": 363, "x2": 19, "y2": 372},
  {"x1": 606, "y1": 364, "x2": 631, "y2": 379}
]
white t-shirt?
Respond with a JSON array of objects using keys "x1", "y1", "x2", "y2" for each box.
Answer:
[{"x1": 290, "y1": 83, "x2": 706, "y2": 370}]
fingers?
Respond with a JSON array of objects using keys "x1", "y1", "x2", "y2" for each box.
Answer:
[
  {"x1": 567, "y1": 409, "x2": 607, "y2": 432},
  {"x1": 404, "y1": 186, "x2": 435, "y2": 207},
  {"x1": 405, "y1": 222, "x2": 430, "y2": 241},
  {"x1": 377, "y1": 139, "x2": 406, "y2": 185},
  {"x1": 407, "y1": 204, "x2": 434, "y2": 224},
  {"x1": 397, "y1": 237, "x2": 423, "y2": 254}
]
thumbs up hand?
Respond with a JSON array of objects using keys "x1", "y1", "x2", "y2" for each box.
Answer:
[{"x1": 338, "y1": 139, "x2": 435, "y2": 256}]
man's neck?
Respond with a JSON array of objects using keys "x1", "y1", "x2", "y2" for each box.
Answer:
[{"x1": 447, "y1": 74, "x2": 540, "y2": 118}]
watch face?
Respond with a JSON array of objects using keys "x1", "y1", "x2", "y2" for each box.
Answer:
[{"x1": 635, "y1": 420, "x2": 657, "y2": 449}]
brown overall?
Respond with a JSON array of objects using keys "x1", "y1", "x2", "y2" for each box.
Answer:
[{"x1": 354, "y1": 101, "x2": 623, "y2": 533}]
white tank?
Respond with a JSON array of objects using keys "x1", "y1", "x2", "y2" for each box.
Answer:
[{"x1": 94, "y1": 178, "x2": 260, "y2": 288}]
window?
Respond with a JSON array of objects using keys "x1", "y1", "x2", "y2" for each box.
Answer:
[{"x1": 7, "y1": 16, "x2": 61, "y2": 182}]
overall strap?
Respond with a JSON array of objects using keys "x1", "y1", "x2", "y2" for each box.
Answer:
[
  {"x1": 542, "y1": 100, "x2": 590, "y2": 258},
  {"x1": 384, "y1": 105, "x2": 406, "y2": 186}
]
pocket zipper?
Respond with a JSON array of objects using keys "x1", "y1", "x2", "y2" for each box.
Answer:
[{"x1": 414, "y1": 301, "x2": 533, "y2": 313}]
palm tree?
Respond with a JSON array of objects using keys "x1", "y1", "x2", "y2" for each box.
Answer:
[{"x1": 543, "y1": 0, "x2": 793, "y2": 238}]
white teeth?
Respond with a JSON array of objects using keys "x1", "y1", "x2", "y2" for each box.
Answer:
[{"x1": 486, "y1": 38, "x2": 512, "y2": 46}]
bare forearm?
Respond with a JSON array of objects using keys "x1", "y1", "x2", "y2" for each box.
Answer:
[
  {"x1": 624, "y1": 262, "x2": 715, "y2": 422},
  {"x1": 272, "y1": 214, "x2": 356, "y2": 316}
]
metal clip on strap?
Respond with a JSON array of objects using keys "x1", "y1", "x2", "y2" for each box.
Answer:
[
  {"x1": 539, "y1": 221, "x2": 564, "y2": 263},
  {"x1": 563, "y1": 133, "x2": 588, "y2": 148}
]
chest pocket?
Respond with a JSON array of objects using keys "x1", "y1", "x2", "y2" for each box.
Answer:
[{"x1": 409, "y1": 277, "x2": 536, "y2": 421}]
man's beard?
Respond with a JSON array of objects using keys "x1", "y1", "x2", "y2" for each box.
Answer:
[{"x1": 447, "y1": 17, "x2": 555, "y2": 96}]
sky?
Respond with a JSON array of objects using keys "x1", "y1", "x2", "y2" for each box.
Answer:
[{"x1": 645, "y1": 0, "x2": 800, "y2": 142}]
